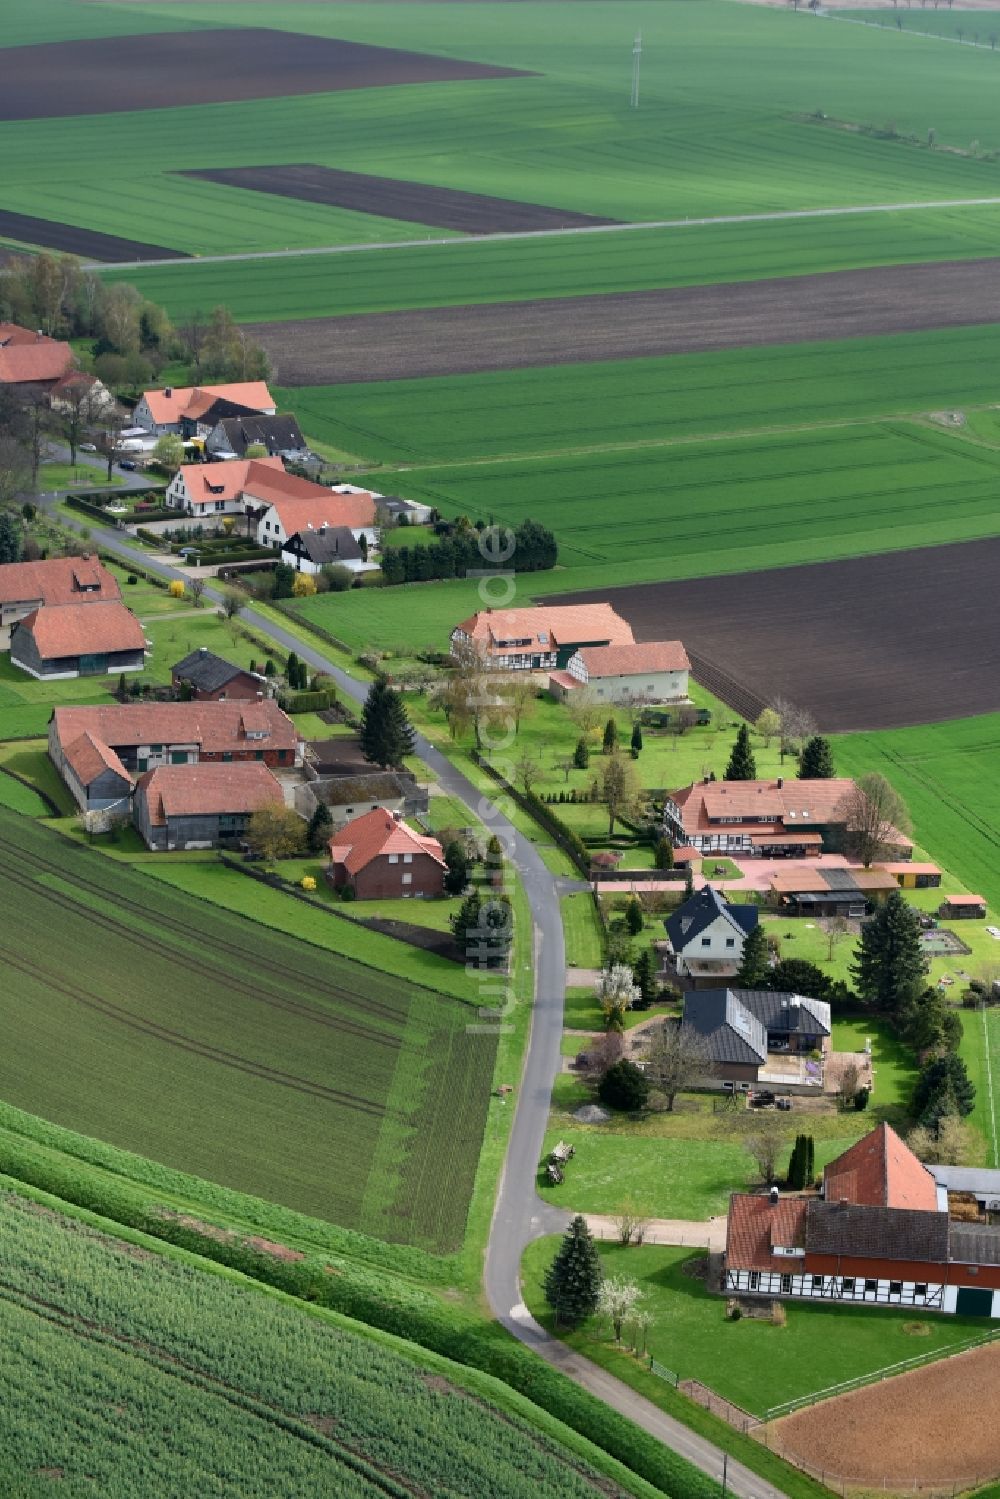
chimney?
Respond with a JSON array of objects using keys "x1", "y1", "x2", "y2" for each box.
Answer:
[
  {"x1": 199, "y1": 646, "x2": 208, "y2": 654},
  {"x1": 36, "y1": 329, "x2": 43, "y2": 341},
  {"x1": 769, "y1": 1186, "x2": 780, "y2": 1206},
  {"x1": 777, "y1": 776, "x2": 784, "y2": 789},
  {"x1": 165, "y1": 386, "x2": 173, "y2": 398},
  {"x1": 392, "y1": 810, "x2": 402, "y2": 822}
]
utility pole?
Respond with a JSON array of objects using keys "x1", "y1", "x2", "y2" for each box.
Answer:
[{"x1": 630, "y1": 31, "x2": 642, "y2": 109}]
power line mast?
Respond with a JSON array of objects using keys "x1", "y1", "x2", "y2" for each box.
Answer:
[{"x1": 630, "y1": 31, "x2": 642, "y2": 110}]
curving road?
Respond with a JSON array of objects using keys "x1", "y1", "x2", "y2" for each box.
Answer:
[{"x1": 46, "y1": 484, "x2": 785, "y2": 1496}]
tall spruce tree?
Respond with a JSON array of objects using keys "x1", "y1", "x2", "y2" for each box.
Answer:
[
  {"x1": 912, "y1": 1053, "x2": 976, "y2": 1129},
  {"x1": 787, "y1": 1136, "x2": 807, "y2": 1190},
  {"x1": 603, "y1": 717, "x2": 618, "y2": 754},
  {"x1": 724, "y1": 724, "x2": 757, "y2": 782},
  {"x1": 544, "y1": 1215, "x2": 603, "y2": 1327},
  {"x1": 799, "y1": 735, "x2": 835, "y2": 779},
  {"x1": 851, "y1": 890, "x2": 927, "y2": 1017},
  {"x1": 359, "y1": 679, "x2": 416, "y2": 768},
  {"x1": 306, "y1": 801, "x2": 333, "y2": 854},
  {"x1": 735, "y1": 924, "x2": 769, "y2": 988}
]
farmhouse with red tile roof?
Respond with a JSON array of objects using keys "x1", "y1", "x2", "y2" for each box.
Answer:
[
  {"x1": 165, "y1": 455, "x2": 285, "y2": 519},
  {"x1": 724, "y1": 1124, "x2": 1000, "y2": 1316},
  {"x1": 327, "y1": 807, "x2": 445, "y2": 899},
  {"x1": 251, "y1": 472, "x2": 378, "y2": 552},
  {"x1": 0, "y1": 555, "x2": 120, "y2": 645},
  {"x1": 452, "y1": 604, "x2": 634, "y2": 671},
  {"x1": 0, "y1": 324, "x2": 73, "y2": 390},
  {"x1": 134, "y1": 381, "x2": 276, "y2": 435},
  {"x1": 550, "y1": 639, "x2": 690, "y2": 704},
  {"x1": 11, "y1": 601, "x2": 147, "y2": 680},
  {"x1": 133, "y1": 762, "x2": 283, "y2": 851},
  {"x1": 49, "y1": 700, "x2": 301, "y2": 811},
  {"x1": 663, "y1": 776, "x2": 913, "y2": 859}
]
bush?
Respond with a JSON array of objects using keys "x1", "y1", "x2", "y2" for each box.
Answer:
[
  {"x1": 126, "y1": 575, "x2": 138, "y2": 585},
  {"x1": 597, "y1": 1060, "x2": 650, "y2": 1112},
  {"x1": 168, "y1": 580, "x2": 185, "y2": 599},
  {"x1": 279, "y1": 689, "x2": 336, "y2": 714}
]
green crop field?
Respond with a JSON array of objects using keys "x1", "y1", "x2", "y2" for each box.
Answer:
[
  {"x1": 281, "y1": 326, "x2": 1000, "y2": 466},
  {"x1": 108, "y1": 201, "x2": 1000, "y2": 323},
  {"x1": 836, "y1": 714, "x2": 1000, "y2": 913},
  {"x1": 12, "y1": 1, "x2": 1000, "y2": 256},
  {"x1": 841, "y1": 10, "x2": 1000, "y2": 44},
  {"x1": 0, "y1": 1190, "x2": 640, "y2": 1499},
  {"x1": 0, "y1": 808, "x2": 496, "y2": 1252}
]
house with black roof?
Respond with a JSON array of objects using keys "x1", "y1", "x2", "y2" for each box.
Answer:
[
  {"x1": 663, "y1": 885, "x2": 758, "y2": 987},
  {"x1": 171, "y1": 647, "x2": 266, "y2": 702},
  {"x1": 281, "y1": 524, "x2": 376, "y2": 577},
  {"x1": 205, "y1": 412, "x2": 308, "y2": 461},
  {"x1": 682, "y1": 987, "x2": 831, "y2": 1090}
]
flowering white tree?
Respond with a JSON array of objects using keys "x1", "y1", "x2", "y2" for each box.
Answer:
[
  {"x1": 595, "y1": 964, "x2": 640, "y2": 1030},
  {"x1": 597, "y1": 1276, "x2": 643, "y2": 1342}
]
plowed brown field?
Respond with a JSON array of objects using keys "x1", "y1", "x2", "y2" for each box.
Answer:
[
  {"x1": 252, "y1": 256, "x2": 1000, "y2": 385},
  {"x1": 557, "y1": 537, "x2": 1000, "y2": 731},
  {"x1": 0, "y1": 29, "x2": 531, "y2": 121},
  {"x1": 770, "y1": 1338, "x2": 1000, "y2": 1490},
  {"x1": 184, "y1": 164, "x2": 618, "y2": 234},
  {"x1": 0, "y1": 209, "x2": 186, "y2": 263}
]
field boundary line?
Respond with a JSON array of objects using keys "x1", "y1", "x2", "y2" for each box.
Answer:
[
  {"x1": 85, "y1": 196, "x2": 1000, "y2": 272},
  {"x1": 983, "y1": 1003, "x2": 999, "y2": 1168}
]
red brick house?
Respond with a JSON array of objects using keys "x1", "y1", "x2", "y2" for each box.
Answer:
[
  {"x1": 171, "y1": 647, "x2": 265, "y2": 701},
  {"x1": 725, "y1": 1123, "x2": 1000, "y2": 1317},
  {"x1": 327, "y1": 808, "x2": 445, "y2": 899}
]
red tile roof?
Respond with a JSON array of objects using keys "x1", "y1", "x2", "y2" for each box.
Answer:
[
  {"x1": 0, "y1": 555, "x2": 120, "y2": 608},
  {"x1": 824, "y1": 1122, "x2": 938, "y2": 1212},
  {"x1": 943, "y1": 894, "x2": 987, "y2": 907},
  {"x1": 176, "y1": 454, "x2": 284, "y2": 505},
  {"x1": 17, "y1": 601, "x2": 146, "y2": 660},
  {"x1": 0, "y1": 322, "x2": 46, "y2": 347},
  {"x1": 670, "y1": 778, "x2": 912, "y2": 849},
  {"x1": 62, "y1": 730, "x2": 130, "y2": 788},
  {"x1": 575, "y1": 640, "x2": 690, "y2": 676},
  {"x1": 328, "y1": 807, "x2": 445, "y2": 877},
  {"x1": 52, "y1": 700, "x2": 299, "y2": 759},
  {"x1": 136, "y1": 762, "x2": 283, "y2": 826},
  {"x1": 725, "y1": 1194, "x2": 809, "y2": 1273},
  {"x1": 141, "y1": 381, "x2": 275, "y2": 426},
  {"x1": 245, "y1": 468, "x2": 377, "y2": 531},
  {"x1": 0, "y1": 337, "x2": 73, "y2": 386},
  {"x1": 453, "y1": 604, "x2": 634, "y2": 655}
]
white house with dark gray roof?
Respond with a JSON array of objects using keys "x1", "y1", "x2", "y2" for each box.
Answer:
[
  {"x1": 281, "y1": 525, "x2": 378, "y2": 576},
  {"x1": 663, "y1": 885, "x2": 758, "y2": 986}
]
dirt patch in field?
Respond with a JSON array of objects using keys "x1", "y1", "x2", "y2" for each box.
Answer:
[
  {"x1": 557, "y1": 537, "x2": 1000, "y2": 732},
  {"x1": 0, "y1": 29, "x2": 532, "y2": 122},
  {"x1": 769, "y1": 1339, "x2": 1000, "y2": 1489},
  {"x1": 251, "y1": 256, "x2": 1000, "y2": 385},
  {"x1": 0, "y1": 209, "x2": 187, "y2": 263},
  {"x1": 183, "y1": 164, "x2": 619, "y2": 235}
]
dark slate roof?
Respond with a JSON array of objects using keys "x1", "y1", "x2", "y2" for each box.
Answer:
[
  {"x1": 189, "y1": 396, "x2": 263, "y2": 427},
  {"x1": 949, "y1": 1223, "x2": 1000, "y2": 1267},
  {"x1": 664, "y1": 885, "x2": 758, "y2": 950},
  {"x1": 317, "y1": 771, "x2": 408, "y2": 807},
  {"x1": 733, "y1": 990, "x2": 831, "y2": 1037},
  {"x1": 682, "y1": 990, "x2": 767, "y2": 1066},
  {"x1": 805, "y1": 1201, "x2": 949, "y2": 1263},
  {"x1": 822, "y1": 868, "x2": 864, "y2": 892},
  {"x1": 171, "y1": 648, "x2": 253, "y2": 693},
  {"x1": 285, "y1": 527, "x2": 363, "y2": 565},
  {"x1": 213, "y1": 413, "x2": 306, "y2": 457}
]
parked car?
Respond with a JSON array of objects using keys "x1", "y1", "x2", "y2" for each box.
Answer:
[
  {"x1": 750, "y1": 1090, "x2": 776, "y2": 1108},
  {"x1": 79, "y1": 442, "x2": 97, "y2": 453},
  {"x1": 119, "y1": 460, "x2": 137, "y2": 471},
  {"x1": 776, "y1": 1097, "x2": 793, "y2": 1112}
]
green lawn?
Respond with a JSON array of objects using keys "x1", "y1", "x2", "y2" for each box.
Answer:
[
  {"x1": 0, "y1": 742, "x2": 76, "y2": 815},
  {"x1": 40, "y1": 462, "x2": 122, "y2": 490},
  {"x1": 0, "y1": 809, "x2": 495, "y2": 1252},
  {"x1": 522, "y1": 1239, "x2": 988, "y2": 1419},
  {"x1": 836, "y1": 715, "x2": 1000, "y2": 914},
  {"x1": 562, "y1": 894, "x2": 604, "y2": 970}
]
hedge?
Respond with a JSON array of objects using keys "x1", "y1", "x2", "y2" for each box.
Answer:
[
  {"x1": 65, "y1": 493, "x2": 117, "y2": 524},
  {"x1": 472, "y1": 754, "x2": 590, "y2": 876},
  {"x1": 278, "y1": 688, "x2": 336, "y2": 713},
  {"x1": 0, "y1": 1121, "x2": 718, "y2": 1499}
]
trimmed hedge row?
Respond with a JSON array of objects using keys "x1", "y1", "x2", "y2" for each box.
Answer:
[
  {"x1": 0, "y1": 1115, "x2": 718, "y2": 1499},
  {"x1": 278, "y1": 688, "x2": 336, "y2": 713}
]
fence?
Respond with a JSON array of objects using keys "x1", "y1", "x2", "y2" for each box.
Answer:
[{"x1": 648, "y1": 1358, "x2": 678, "y2": 1387}]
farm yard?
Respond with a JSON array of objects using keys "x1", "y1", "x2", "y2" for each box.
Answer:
[
  {"x1": 254, "y1": 259, "x2": 1000, "y2": 387},
  {"x1": 0, "y1": 1191, "x2": 629, "y2": 1499},
  {"x1": 0, "y1": 809, "x2": 496, "y2": 1253}
]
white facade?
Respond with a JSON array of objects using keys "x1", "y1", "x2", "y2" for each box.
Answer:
[
  {"x1": 279, "y1": 544, "x2": 377, "y2": 577},
  {"x1": 165, "y1": 471, "x2": 246, "y2": 518},
  {"x1": 565, "y1": 651, "x2": 689, "y2": 704},
  {"x1": 674, "y1": 913, "x2": 746, "y2": 975},
  {"x1": 257, "y1": 503, "x2": 377, "y2": 552},
  {"x1": 726, "y1": 1266, "x2": 947, "y2": 1311}
]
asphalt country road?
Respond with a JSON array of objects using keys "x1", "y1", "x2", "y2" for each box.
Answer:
[{"x1": 45, "y1": 485, "x2": 786, "y2": 1497}]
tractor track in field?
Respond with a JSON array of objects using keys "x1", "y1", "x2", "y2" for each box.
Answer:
[{"x1": 1, "y1": 830, "x2": 413, "y2": 1034}]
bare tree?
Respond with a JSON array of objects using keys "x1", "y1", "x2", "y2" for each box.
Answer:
[
  {"x1": 188, "y1": 576, "x2": 206, "y2": 608},
  {"x1": 513, "y1": 748, "x2": 543, "y2": 796},
  {"x1": 19, "y1": 390, "x2": 55, "y2": 490},
  {"x1": 0, "y1": 435, "x2": 31, "y2": 507},
  {"x1": 99, "y1": 404, "x2": 130, "y2": 483},
  {"x1": 429, "y1": 639, "x2": 495, "y2": 749},
  {"x1": 674, "y1": 705, "x2": 699, "y2": 736},
  {"x1": 580, "y1": 1030, "x2": 625, "y2": 1085},
  {"x1": 825, "y1": 915, "x2": 853, "y2": 963},
  {"x1": 644, "y1": 1020, "x2": 710, "y2": 1111},
  {"x1": 908, "y1": 1116, "x2": 980, "y2": 1167},
  {"x1": 565, "y1": 686, "x2": 602, "y2": 736},
  {"x1": 613, "y1": 1198, "x2": 650, "y2": 1246},
  {"x1": 838, "y1": 1061, "x2": 861, "y2": 1110},
  {"x1": 836, "y1": 773, "x2": 911, "y2": 867},
  {"x1": 219, "y1": 587, "x2": 243, "y2": 621},
  {"x1": 742, "y1": 1118, "x2": 788, "y2": 1184},
  {"x1": 602, "y1": 749, "x2": 642, "y2": 835},
  {"x1": 755, "y1": 707, "x2": 781, "y2": 747},
  {"x1": 554, "y1": 754, "x2": 575, "y2": 783},
  {"x1": 496, "y1": 674, "x2": 537, "y2": 736},
  {"x1": 772, "y1": 697, "x2": 817, "y2": 763},
  {"x1": 56, "y1": 377, "x2": 105, "y2": 467}
]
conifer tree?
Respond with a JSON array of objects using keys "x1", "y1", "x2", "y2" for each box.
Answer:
[
  {"x1": 306, "y1": 800, "x2": 333, "y2": 854},
  {"x1": 603, "y1": 717, "x2": 618, "y2": 754},
  {"x1": 724, "y1": 723, "x2": 757, "y2": 782},
  {"x1": 735, "y1": 924, "x2": 769, "y2": 988},
  {"x1": 799, "y1": 735, "x2": 835, "y2": 779},
  {"x1": 851, "y1": 890, "x2": 927, "y2": 1017},
  {"x1": 359, "y1": 679, "x2": 416, "y2": 768},
  {"x1": 625, "y1": 897, "x2": 644, "y2": 936},
  {"x1": 443, "y1": 839, "x2": 469, "y2": 897},
  {"x1": 573, "y1": 736, "x2": 590, "y2": 770},
  {"x1": 630, "y1": 722, "x2": 643, "y2": 755},
  {"x1": 655, "y1": 836, "x2": 674, "y2": 871},
  {"x1": 633, "y1": 947, "x2": 658, "y2": 1007},
  {"x1": 544, "y1": 1216, "x2": 603, "y2": 1327}
]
